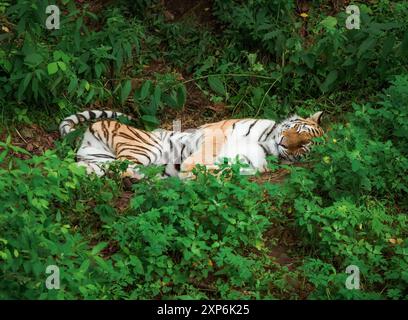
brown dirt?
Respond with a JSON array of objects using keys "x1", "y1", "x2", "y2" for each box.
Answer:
[
  {"x1": 163, "y1": 0, "x2": 216, "y2": 26},
  {"x1": 0, "y1": 125, "x2": 59, "y2": 160},
  {"x1": 114, "y1": 190, "x2": 134, "y2": 212},
  {"x1": 160, "y1": 81, "x2": 231, "y2": 131},
  {"x1": 264, "y1": 224, "x2": 300, "y2": 270},
  {"x1": 111, "y1": 57, "x2": 232, "y2": 131}
]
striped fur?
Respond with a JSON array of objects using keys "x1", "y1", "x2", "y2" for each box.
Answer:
[{"x1": 59, "y1": 110, "x2": 324, "y2": 179}]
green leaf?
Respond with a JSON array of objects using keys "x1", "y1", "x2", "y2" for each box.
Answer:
[
  {"x1": 47, "y1": 62, "x2": 59, "y2": 75},
  {"x1": 302, "y1": 54, "x2": 315, "y2": 69},
  {"x1": 176, "y1": 85, "x2": 187, "y2": 108},
  {"x1": 84, "y1": 89, "x2": 95, "y2": 104},
  {"x1": 153, "y1": 85, "x2": 162, "y2": 105},
  {"x1": 399, "y1": 32, "x2": 408, "y2": 57},
  {"x1": 320, "y1": 16, "x2": 337, "y2": 31},
  {"x1": 358, "y1": 37, "x2": 377, "y2": 58},
  {"x1": 24, "y1": 53, "x2": 44, "y2": 67},
  {"x1": 320, "y1": 70, "x2": 338, "y2": 93},
  {"x1": 95, "y1": 63, "x2": 104, "y2": 78},
  {"x1": 91, "y1": 242, "x2": 108, "y2": 255},
  {"x1": 140, "y1": 80, "x2": 151, "y2": 100},
  {"x1": 0, "y1": 150, "x2": 7, "y2": 162},
  {"x1": 67, "y1": 77, "x2": 78, "y2": 95},
  {"x1": 79, "y1": 259, "x2": 90, "y2": 273},
  {"x1": 17, "y1": 73, "x2": 32, "y2": 100},
  {"x1": 129, "y1": 256, "x2": 144, "y2": 274},
  {"x1": 208, "y1": 76, "x2": 226, "y2": 96},
  {"x1": 57, "y1": 61, "x2": 67, "y2": 72},
  {"x1": 141, "y1": 115, "x2": 160, "y2": 125},
  {"x1": 120, "y1": 80, "x2": 132, "y2": 104},
  {"x1": 162, "y1": 93, "x2": 179, "y2": 108},
  {"x1": 382, "y1": 36, "x2": 395, "y2": 57}
]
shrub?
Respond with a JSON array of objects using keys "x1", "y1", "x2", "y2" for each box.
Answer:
[{"x1": 275, "y1": 76, "x2": 408, "y2": 299}]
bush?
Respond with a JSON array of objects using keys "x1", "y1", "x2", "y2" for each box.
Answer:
[
  {"x1": 0, "y1": 146, "x2": 296, "y2": 299},
  {"x1": 273, "y1": 76, "x2": 408, "y2": 299},
  {"x1": 207, "y1": 0, "x2": 408, "y2": 108}
]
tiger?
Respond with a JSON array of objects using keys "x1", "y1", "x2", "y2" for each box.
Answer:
[{"x1": 59, "y1": 110, "x2": 324, "y2": 179}]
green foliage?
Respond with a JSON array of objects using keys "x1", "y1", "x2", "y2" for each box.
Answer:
[
  {"x1": 133, "y1": 74, "x2": 187, "y2": 129},
  {"x1": 0, "y1": 146, "x2": 295, "y2": 299},
  {"x1": 286, "y1": 75, "x2": 408, "y2": 203},
  {"x1": 274, "y1": 76, "x2": 408, "y2": 299},
  {"x1": 0, "y1": 0, "x2": 186, "y2": 126},
  {"x1": 2, "y1": 3, "x2": 128, "y2": 115},
  {"x1": 108, "y1": 165, "x2": 279, "y2": 298},
  {"x1": 211, "y1": 0, "x2": 408, "y2": 103}
]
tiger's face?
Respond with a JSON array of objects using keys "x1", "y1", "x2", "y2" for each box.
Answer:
[{"x1": 275, "y1": 111, "x2": 324, "y2": 161}]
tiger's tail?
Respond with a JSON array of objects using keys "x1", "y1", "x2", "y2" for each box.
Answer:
[{"x1": 59, "y1": 110, "x2": 132, "y2": 137}]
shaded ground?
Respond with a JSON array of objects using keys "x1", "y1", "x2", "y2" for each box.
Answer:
[
  {"x1": 128, "y1": 59, "x2": 232, "y2": 131},
  {"x1": 164, "y1": 0, "x2": 216, "y2": 26},
  {"x1": 0, "y1": 124, "x2": 59, "y2": 160}
]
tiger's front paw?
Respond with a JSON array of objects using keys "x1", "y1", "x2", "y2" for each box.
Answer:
[
  {"x1": 121, "y1": 169, "x2": 144, "y2": 180},
  {"x1": 178, "y1": 171, "x2": 195, "y2": 180}
]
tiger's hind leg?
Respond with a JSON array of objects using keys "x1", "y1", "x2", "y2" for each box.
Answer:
[
  {"x1": 76, "y1": 150, "x2": 145, "y2": 180},
  {"x1": 76, "y1": 160, "x2": 107, "y2": 176},
  {"x1": 76, "y1": 157, "x2": 144, "y2": 180},
  {"x1": 76, "y1": 125, "x2": 151, "y2": 180},
  {"x1": 76, "y1": 129, "x2": 117, "y2": 177},
  {"x1": 116, "y1": 158, "x2": 145, "y2": 180}
]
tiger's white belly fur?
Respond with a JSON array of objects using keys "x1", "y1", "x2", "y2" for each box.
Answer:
[{"x1": 214, "y1": 119, "x2": 278, "y2": 174}]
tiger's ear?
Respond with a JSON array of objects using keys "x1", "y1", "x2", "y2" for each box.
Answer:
[{"x1": 308, "y1": 111, "x2": 324, "y2": 125}]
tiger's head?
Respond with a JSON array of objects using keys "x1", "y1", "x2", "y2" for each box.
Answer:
[{"x1": 275, "y1": 111, "x2": 324, "y2": 162}]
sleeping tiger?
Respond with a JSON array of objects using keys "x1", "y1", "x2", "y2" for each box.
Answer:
[{"x1": 59, "y1": 110, "x2": 324, "y2": 179}]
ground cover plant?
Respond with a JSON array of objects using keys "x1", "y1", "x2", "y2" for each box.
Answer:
[{"x1": 0, "y1": 0, "x2": 407, "y2": 299}]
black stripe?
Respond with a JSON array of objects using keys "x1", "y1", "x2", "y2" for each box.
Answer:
[
  {"x1": 119, "y1": 155, "x2": 143, "y2": 164},
  {"x1": 73, "y1": 114, "x2": 81, "y2": 124},
  {"x1": 117, "y1": 132, "x2": 137, "y2": 140},
  {"x1": 77, "y1": 113, "x2": 87, "y2": 122},
  {"x1": 89, "y1": 126, "x2": 104, "y2": 143},
  {"x1": 88, "y1": 154, "x2": 116, "y2": 159},
  {"x1": 122, "y1": 151, "x2": 152, "y2": 163},
  {"x1": 180, "y1": 144, "x2": 186, "y2": 158},
  {"x1": 260, "y1": 144, "x2": 269, "y2": 155},
  {"x1": 245, "y1": 120, "x2": 258, "y2": 136},
  {"x1": 262, "y1": 124, "x2": 276, "y2": 141},
  {"x1": 240, "y1": 155, "x2": 252, "y2": 166},
  {"x1": 259, "y1": 126, "x2": 270, "y2": 140},
  {"x1": 101, "y1": 120, "x2": 109, "y2": 141},
  {"x1": 111, "y1": 121, "x2": 122, "y2": 149},
  {"x1": 127, "y1": 127, "x2": 154, "y2": 145},
  {"x1": 118, "y1": 145, "x2": 152, "y2": 154},
  {"x1": 127, "y1": 127, "x2": 162, "y2": 154}
]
